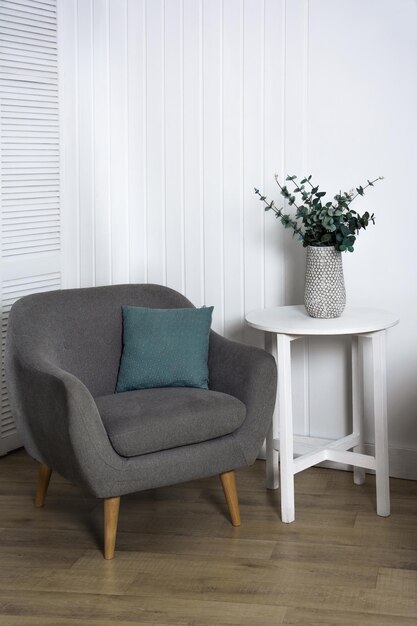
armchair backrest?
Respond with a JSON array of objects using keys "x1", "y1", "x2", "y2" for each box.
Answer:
[{"x1": 7, "y1": 284, "x2": 193, "y2": 397}]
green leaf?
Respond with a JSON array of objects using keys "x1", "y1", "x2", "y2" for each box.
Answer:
[{"x1": 339, "y1": 244, "x2": 347, "y2": 251}]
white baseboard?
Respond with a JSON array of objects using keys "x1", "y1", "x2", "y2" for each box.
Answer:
[{"x1": 257, "y1": 441, "x2": 417, "y2": 481}]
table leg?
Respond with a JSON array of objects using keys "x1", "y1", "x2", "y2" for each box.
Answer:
[
  {"x1": 266, "y1": 421, "x2": 279, "y2": 489},
  {"x1": 278, "y1": 333, "x2": 295, "y2": 523},
  {"x1": 265, "y1": 333, "x2": 279, "y2": 489},
  {"x1": 371, "y1": 330, "x2": 390, "y2": 517},
  {"x1": 352, "y1": 335, "x2": 365, "y2": 485}
]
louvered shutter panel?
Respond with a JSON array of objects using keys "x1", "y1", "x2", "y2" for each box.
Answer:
[{"x1": 0, "y1": 0, "x2": 61, "y2": 455}]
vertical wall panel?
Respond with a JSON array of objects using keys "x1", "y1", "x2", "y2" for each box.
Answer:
[
  {"x1": 92, "y1": 0, "x2": 111, "y2": 285},
  {"x1": 264, "y1": 0, "x2": 285, "y2": 309},
  {"x1": 59, "y1": 0, "x2": 79, "y2": 288},
  {"x1": 164, "y1": 0, "x2": 184, "y2": 294},
  {"x1": 182, "y1": 0, "x2": 204, "y2": 306},
  {"x1": 146, "y1": 0, "x2": 165, "y2": 285},
  {"x1": 242, "y1": 0, "x2": 265, "y2": 346},
  {"x1": 127, "y1": 0, "x2": 147, "y2": 284},
  {"x1": 222, "y1": 0, "x2": 243, "y2": 340},
  {"x1": 202, "y1": 0, "x2": 223, "y2": 331},
  {"x1": 77, "y1": 0, "x2": 94, "y2": 286},
  {"x1": 109, "y1": 0, "x2": 129, "y2": 284},
  {"x1": 283, "y1": 0, "x2": 307, "y2": 303}
]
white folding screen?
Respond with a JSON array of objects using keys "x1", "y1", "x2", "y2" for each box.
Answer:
[{"x1": 0, "y1": 0, "x2": 61, "y2": 455}]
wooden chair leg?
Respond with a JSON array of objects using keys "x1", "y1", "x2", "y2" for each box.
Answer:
[
  {"x1": 35, "y1": 463, "x2": 52, "y2": 508},
  {"x1": 104, "y1": 496, "x2": 120, "y2": 560},
  {"x1": 219, "y1": 470, "x2": 241, "y2": 527}
]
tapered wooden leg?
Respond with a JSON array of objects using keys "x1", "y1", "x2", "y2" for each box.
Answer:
[
  {"x1": 219, "y1": 471, "x2": 241, "y2": 527},
  {"x1": 35, "y1": 463, "x2": 52, "y2": 508},
  {"x1": 104, "y1": 497, "x2": 120, "y2": 560}
]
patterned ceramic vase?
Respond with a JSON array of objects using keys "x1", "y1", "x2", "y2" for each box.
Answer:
[{"x1": 304, "y1": 246, "x2": 346, "y2": 318}]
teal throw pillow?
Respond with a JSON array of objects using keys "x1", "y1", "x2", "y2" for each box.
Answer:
[{"x1": 115, "y1": 305, "x2": 214, "y2": 392}]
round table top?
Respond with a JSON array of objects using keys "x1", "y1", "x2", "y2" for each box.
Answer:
[{"x1": 245, "y1": 305, "x2": 399, "y2": 336}]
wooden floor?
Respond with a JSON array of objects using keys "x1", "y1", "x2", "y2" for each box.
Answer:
[{"x1": 1, "y1": 450, "x2": 417, "y2": 625}]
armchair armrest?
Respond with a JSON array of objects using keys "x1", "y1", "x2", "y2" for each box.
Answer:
[
  {"x1": 208, "y1": 332, "x2": 277, "y2": 464},
  {"x1": 6, "y1": 350, "x2": 123, "y2": 494}
]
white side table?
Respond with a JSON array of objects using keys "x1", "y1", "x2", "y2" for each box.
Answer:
[{"x1": 246, "y1": 305, "x2": 399, "y2": 523}]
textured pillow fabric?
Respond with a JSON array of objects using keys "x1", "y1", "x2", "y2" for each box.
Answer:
[{"x1": 115, "y1": 305, "x2": 213, "y2": 392}]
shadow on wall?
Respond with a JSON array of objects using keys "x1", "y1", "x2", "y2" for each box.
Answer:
[
  {"x1": 283, "y1": 236, "x2": 306, "y2": 305},
  {"x1": 226, "y1": 323, "x2": 245, "y2": 345}
]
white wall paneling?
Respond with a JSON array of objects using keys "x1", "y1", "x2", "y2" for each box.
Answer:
[
  {"x1": 242, "y1": 0, "x2": 265, "y2": 346},
  {"x1": 77, "y1": 0, "x2": 94, "y2": 287},
  {"x1": 60, "y1": 0, "x2": 289, "y2": 339},
  {"x1": 0, "y1": 0, "x2": 61, "y2": 455},
  {"x1": 59, "y1": 0, "x2": 417, "y2": 479},
  {"x1": 164, "y1": 0, "x2": 183, "y2": 294},
  {"x1": 203, "y1": 0, "x2": 223, "y2": 333},
  {"x1": 145, "y1": 0, "x2": 165, "y2": 286}
]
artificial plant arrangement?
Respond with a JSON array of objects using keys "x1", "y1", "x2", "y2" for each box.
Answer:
[{"x1": 255, "y1": 174, "x2": 383, "y2": 252}]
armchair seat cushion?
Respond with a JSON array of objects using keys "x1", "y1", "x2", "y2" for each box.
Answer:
[{"x1": 95, "y1": 387, "x2": 246, "y2": 458}]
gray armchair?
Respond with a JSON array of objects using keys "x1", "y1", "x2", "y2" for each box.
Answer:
[{"x1": 5, "y1": 284, "x2": 276, "y2": 559}]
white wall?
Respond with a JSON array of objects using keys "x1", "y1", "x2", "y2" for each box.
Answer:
[{"x1": 58, "y1": 0, "x2": 417, "y2": 478}]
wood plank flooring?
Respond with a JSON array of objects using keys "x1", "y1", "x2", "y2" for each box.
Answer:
[{"x1": 0, "y1": 449, "x2": 417, "y2": 625}]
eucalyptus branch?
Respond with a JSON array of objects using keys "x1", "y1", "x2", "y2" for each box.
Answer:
[
  {"x1": 254, "y1": 188, "x2": 305, "y2": 240},
  {"x1": 345, "y1": 176, "x2": 384, "y2": 206},
  {"x1": 274, "y1": 175, "x2": 303, "y2": 211},
  {"x1": 256, "y1": 173, "x2": 382, "y2": 253}
]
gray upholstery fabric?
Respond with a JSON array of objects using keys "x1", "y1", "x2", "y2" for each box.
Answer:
[
  {"x1": 96, "y1": 388, "x2": 246, "y2": 457},
  {"x1": 5, "y1": 284, "x2": 277, "y2": 498}
]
